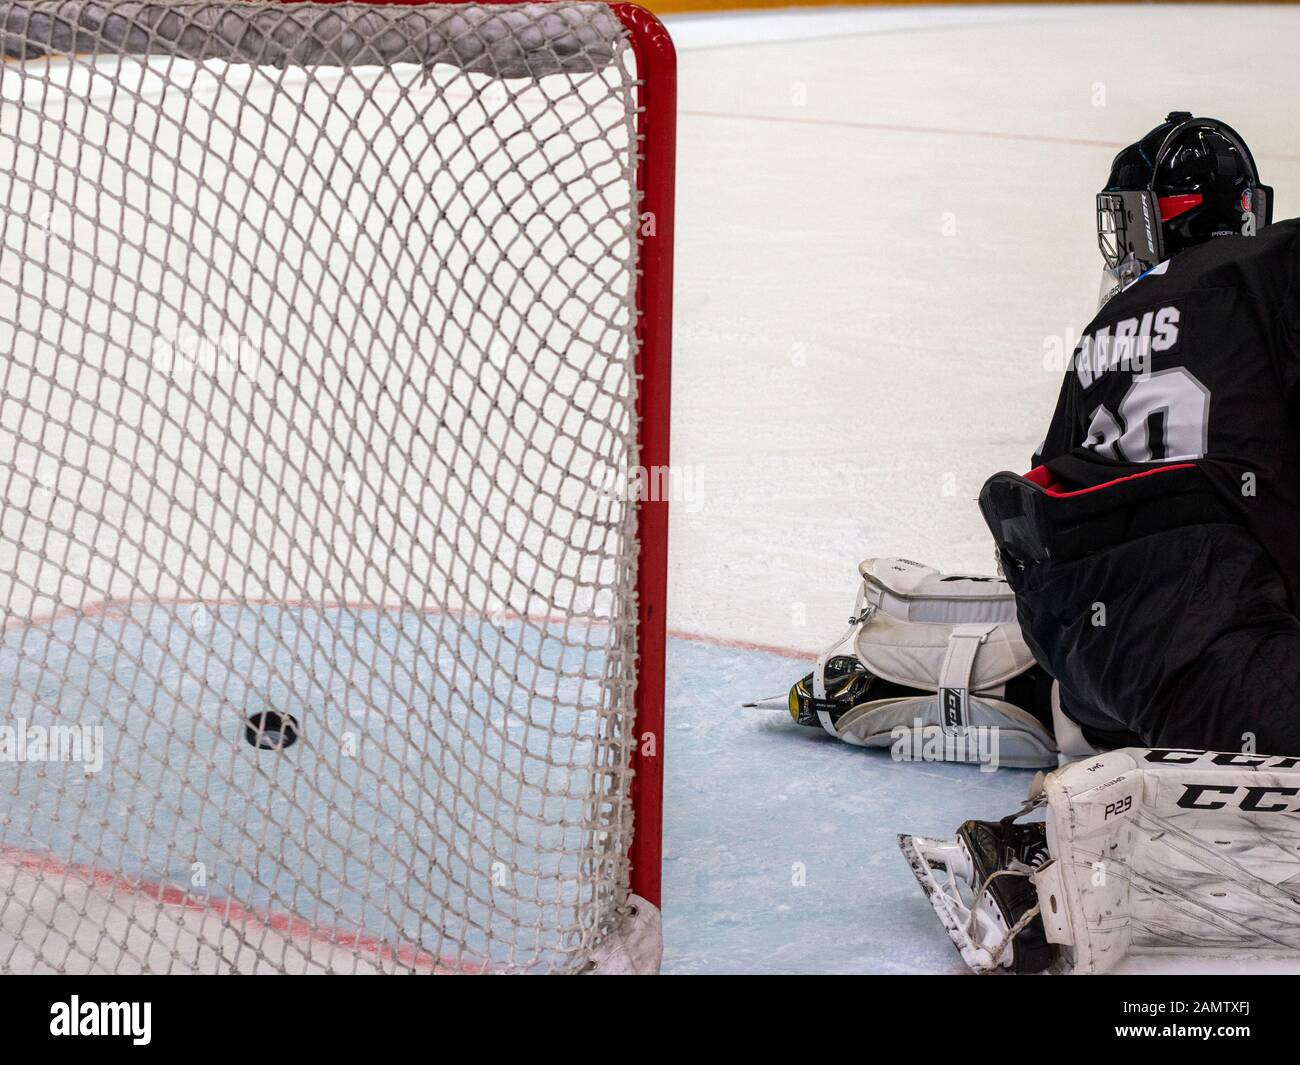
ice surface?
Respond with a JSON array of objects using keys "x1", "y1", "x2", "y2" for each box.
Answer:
[{"x1": 0, "y1": 605, "x2": 632, "y2": 972}]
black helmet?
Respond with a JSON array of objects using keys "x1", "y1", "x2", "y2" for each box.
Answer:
[{"x1": 1097, "y1": 112, "x2": 1272, "y2": 276}]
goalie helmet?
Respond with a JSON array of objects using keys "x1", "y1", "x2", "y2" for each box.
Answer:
[{"x1": 1096, "y1": 111, "x2": 1272, "y2": 304}]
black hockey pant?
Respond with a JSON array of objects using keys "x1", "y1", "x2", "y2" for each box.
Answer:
[{"x1": 1007, "y1": 523, "x2": 1300, "y2": 756}]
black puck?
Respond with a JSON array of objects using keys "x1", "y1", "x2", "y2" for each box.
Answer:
[{"x1": 244, "y1": 710, "x2": 300, "y2": 751}]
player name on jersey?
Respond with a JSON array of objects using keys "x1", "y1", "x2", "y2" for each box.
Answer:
[{"x1": 1074, "y1": 304, "x2": 1182, "y2": 388}]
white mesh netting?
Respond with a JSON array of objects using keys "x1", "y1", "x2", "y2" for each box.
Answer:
[{"x1": 0, "y1": 1, "x2": 650, "y2": 973}]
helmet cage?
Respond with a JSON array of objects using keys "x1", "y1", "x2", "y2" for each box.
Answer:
[
  {"x1": 1096, "y1": 116, "x2": 1273, "y2": 273},
  {"x1": 1097, "y1": 189, "x2": 1161, "y2": 271}
]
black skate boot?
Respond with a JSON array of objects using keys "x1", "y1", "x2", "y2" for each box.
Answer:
[
  {"x1": 899, "y1": 816, "x2": 1058, "y2": 974},
  {"x1": 782, "y1": 655, "x2": 932, "y2": 731},
  {"x1": 784, "y1": 655, "x2": 872, "y2": 729}
]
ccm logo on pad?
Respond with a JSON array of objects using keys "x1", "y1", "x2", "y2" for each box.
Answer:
[{"x1": 1176, "y1": 785, "x2": 1300, "y2": 812}]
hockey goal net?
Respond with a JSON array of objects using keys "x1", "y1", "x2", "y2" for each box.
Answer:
[{"x1": 0, "y1": 0, "x2": 673, "y2": 974}]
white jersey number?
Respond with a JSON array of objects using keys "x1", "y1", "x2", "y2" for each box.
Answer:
[{"x1": 1082, "y1": 367, "x2": 1210, "y2": 462}]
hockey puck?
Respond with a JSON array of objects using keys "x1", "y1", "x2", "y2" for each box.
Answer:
[{"x1": 244, "y1": 710, "x2": 300, "y2": 751}]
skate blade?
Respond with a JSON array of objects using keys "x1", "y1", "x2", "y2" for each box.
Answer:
[
  {"x1": 742, "y1": 694, "x2": 789, "y2": 711},
  {"x1": 897, "y1": 833, "x2": 1007, "y2": 975}
]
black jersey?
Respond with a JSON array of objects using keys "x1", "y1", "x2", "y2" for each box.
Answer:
[{"x1": 1034, "y1": 218, "x2": 1300, "y2": 604}]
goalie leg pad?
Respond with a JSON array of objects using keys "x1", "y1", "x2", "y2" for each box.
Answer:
[
  {"x1": 756, "y1": 557, "x2": 1061, "y2": 768},
  {"x1": 813, "y1": 558, "x2": 1059, "y2": 768},
  {"x1": 1036, "y1": 748, "x2": 1300, "y2": 973}
]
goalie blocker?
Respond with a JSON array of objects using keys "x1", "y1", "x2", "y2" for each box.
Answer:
[{"x1": 902, "y1": 747, "x2": 1300, "y2": 974}]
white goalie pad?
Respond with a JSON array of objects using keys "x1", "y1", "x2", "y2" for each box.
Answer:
[
  {"x1": 848, "y1": 558, "x2": 1030, "y2": 688},
  {"x1": 818, "y1": 558, "x2": 1057, "y2": 769},
  {"x1": 1034, "y1": 748, "x2": 1300, "y2": 974}
]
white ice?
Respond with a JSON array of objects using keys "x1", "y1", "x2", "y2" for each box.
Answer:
[{"x1": 660, "y1": 3, "x2": 1300, "y2": 974}]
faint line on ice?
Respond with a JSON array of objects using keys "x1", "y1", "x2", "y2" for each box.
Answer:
[{"x1": 680, "y1": 110, "x2": 1300, "y2": 164}]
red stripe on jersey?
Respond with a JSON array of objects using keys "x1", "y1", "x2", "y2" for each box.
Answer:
[{"x1": 1025, "y1": 463, "x2": 1198, "y2": 499}]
